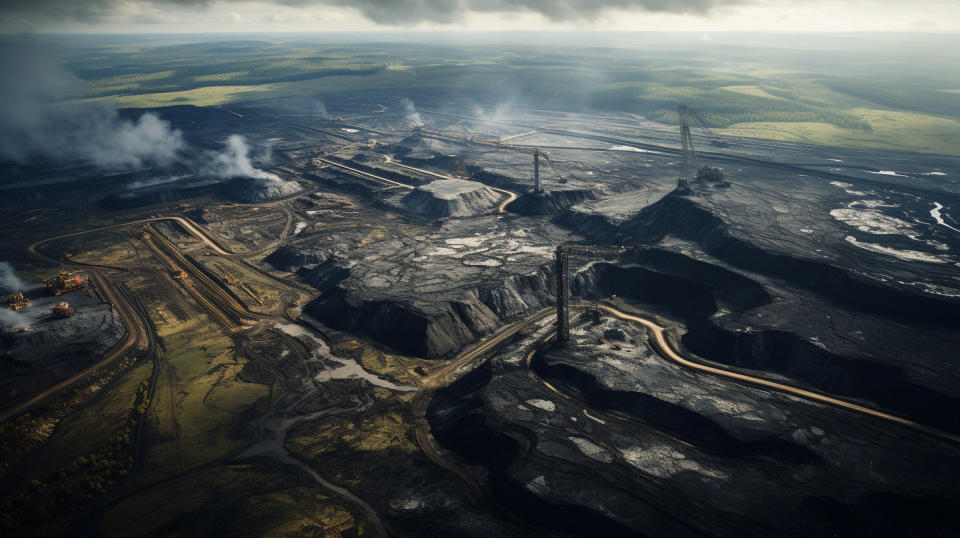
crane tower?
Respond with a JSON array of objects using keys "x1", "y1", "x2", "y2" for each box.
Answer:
[{"x1": 554, "y1": 245, "x2": 627, "y2": 342}]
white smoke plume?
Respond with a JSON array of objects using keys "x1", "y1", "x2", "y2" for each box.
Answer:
[
  {"x1": 0, "y1": 40, "x2": 185, "y2": 172},
  {"x1": 0, "y1": 38, "x2": 288, "y2": 194},
  {"x1": 0, "y1": 308, "x2": 35, "y2": 330},
  {"x1": 0, "y1": 262, "x2": 33, "y2": 292},
  {"x1": 204, "y1": 135, "x2": 300, "y2": 200},
  {"x1": 0, "y1": 262, "x2": 39, "y2": 330},
  {"x1": 401, "y1": 98, "x2": 423, "y2": 127},
  {"x1": 206, "y1": 135, "x2": 280, "y2": 181},
  {"x1": 471, "y1": 101, "x2": 518, "y2": 130}
]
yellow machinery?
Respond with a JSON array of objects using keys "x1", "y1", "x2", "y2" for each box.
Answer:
[{"x1": 7, "y1": 292, "x2": 30, "y2": 311}]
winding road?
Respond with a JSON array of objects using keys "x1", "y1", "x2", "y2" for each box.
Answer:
[
  {"x1": 595, "y1": 303, "x2": 960, "y2": 444},
  {"x1": 0, "y1": 272, "x2": 144, "y2": 423},
  {"x1": 27, "y1": 215, "x2": 232, "y2": 262},
  {"x1": 410, "y1": 299, "x2": 960, "y2": 512}
]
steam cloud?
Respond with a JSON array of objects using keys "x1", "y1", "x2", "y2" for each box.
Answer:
[
  {"x1": 0, "y1": 41, "x2": 185, "y2": 171},
  {"x1": 0, "y1": 262, "x2": 39, "y2": 330},
  {"x1": 0, "y1": 309, "x2": 37, "y2": 330},
  {"x1": 1, "y1": 39, "x2": 283, "y2": 191},
  {"x1": 0, "y1": 262, "x2": 32, "y2": 292},
  {"x1": 401, "y1": 98, "x2": 423, "y2": 127},
  {"x1": 206, "y1": 135, "x2": 281, "y2": 181},
  {"x1": 0, "y1": 0, "x2": 745, "y2": 26}
]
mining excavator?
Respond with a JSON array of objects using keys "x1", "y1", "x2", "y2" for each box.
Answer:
[
  {"x1": 7, "y1": 292, "x2": 30, "y2": 311},
  {"x1": 44, "y1": 255, "x2": 85, "y2": 296},
  {"x1": 51, "y1": 301, "x2": 74, "y2": 318}
]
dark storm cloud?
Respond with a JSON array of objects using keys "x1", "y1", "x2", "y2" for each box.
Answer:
[
  {"x1": 314, "y1": 0, "x2": 745, "y2": 24},
  {"x1": 0, "y1": 0, "x2": 224, "y2": 23},
  {"x1": 0, "y1": 0, "x2": 746, "y2": 26}
]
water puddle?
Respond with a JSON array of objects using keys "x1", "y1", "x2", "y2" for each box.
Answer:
[{"x1": 276, "y1": 322, "x2": 416, "y2": 391}]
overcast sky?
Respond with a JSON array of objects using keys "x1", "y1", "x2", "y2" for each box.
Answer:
[{"x1": 1, "y1": 0, "x2": 958, "y2": 33}]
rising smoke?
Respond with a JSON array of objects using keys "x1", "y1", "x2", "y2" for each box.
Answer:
[
  {"x1": 0, "y1": 39, "x2": 285, "y2": 192},
  {"x1": 401, "y1": 98, "x2": 423, "y2": 127},
  {"x1": 0, "y1": 262, "x2": 38, "y2": 330},
  {"x1": 0, "y1": 262, "x2": 32, "y2": 293},
  {"x1": 0, "y1": 41, "x2": 185, "y2": 171},
  {"x1": 206, "y1": 135, "x2": 281, "y2": 181},
  {"x1": 205, "y1": 135, "x2": 301, "y2": 200},
  {"x1": 0, "y1": 309, "x2": 36, "y2": 330}
]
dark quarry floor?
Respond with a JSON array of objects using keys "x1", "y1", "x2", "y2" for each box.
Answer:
[{"x1": 2, "y1": 95, "x2": 960, "y2": 537}]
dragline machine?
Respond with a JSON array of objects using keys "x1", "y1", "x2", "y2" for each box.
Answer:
[
  {"x1": 411, "y1": 126, "x2": 566, "y2": 193},
  {"x1": 678, "y1": 105, "x2": 725, "y2": 188}
]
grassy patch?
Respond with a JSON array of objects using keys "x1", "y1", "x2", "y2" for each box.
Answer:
[
  {"x1": 78, "y1": 84, "x2": 279, "y2": 108},
  {"x1": 720, "y1": 108, "x2": 960, "y2": 156},
  {"x1": 331, "y1": 339, "x2": 437, "y2": 386},
  {"x1": 138, "y1": 313, "x2": 268, "y2": 480},
  {"x1": 194, "y1": 70, "x2": 250, "y2": 82}
]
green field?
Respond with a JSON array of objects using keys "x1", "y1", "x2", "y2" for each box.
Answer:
[{"x1": 52, "y1": 36, "x2": 960, "y2": 155}]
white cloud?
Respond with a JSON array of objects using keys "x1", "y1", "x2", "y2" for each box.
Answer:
[{"x1": 2, "y1": 0, "x2": 959, "y2": 32}]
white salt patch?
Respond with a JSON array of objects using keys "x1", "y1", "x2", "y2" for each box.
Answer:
[
  {"x1": 428, "y1": 247, "x2": 459, "y2": 256},
  {"x1": 830, "y1": 208, "x2": 915, "y2": 236},
  {"x1": 924, "y1": 171, "x2": 947, "y2": 176},
  {"x1": 620, "y1": 445, "x2": 727, "y2": 480},
  {"x1": 829, "y1": 181, "x2": 867, "y2": 196},
  {"x1": 799, "y1": 228, "x2": 814, "y2": 233},
  {"x1": 844, "y1": 236, "x2": 945, "y2": 263},
  {"x1": 516, "y1": 245, "x2": 554, "y2": 257},
  {"x1": 341, "y1": 128, "x2": 359, "y2": 133},
  {"x1": 526, "y1": 399, "x2": 556, "y2": 412},
  {"x1": 609, "y1": 145, "x2": 651, "y2": 153},
  {"x1": 445, "y1": 237, "x2": 486, "y2": 247},
  {"x1": 852, "y1": 199, "x2": 897, "y2": 209},
  {"x1": 462, "y1": 258, "x2": 501, "y2": 267},
  {"x1": 904, "y1": 282, "x2": 960, "y2": 298},
  {"x1": 868, "y1": 170, "x2": 906, "y2": 177},
  {"x1": 569, "y1": 437, "x2": 612, "y2": 463},
  {"x1": 931, "y1": 202, "x2": 960, "y2": 233},
  {"x1": 583, "y1": 409, "x2": 606, "y2": 424},
  {"x1": 827, "y1": 158, "x2": 843, "y2": 163},
  {"x1": 293, "y1": 221, "x2": 307, "y2": 235}
]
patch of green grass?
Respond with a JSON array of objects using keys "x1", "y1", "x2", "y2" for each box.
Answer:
[
  {"x1": 720, "y1": 108, "x2": 960, "y2": 156},
  {"x1": 193, "y1": 70, "x2": 250, "y2": 82},
  {"x1": 57, "y1": 39, "x2": 960, "y2": 155},
  {"x1": 138, "y1": 314, "x2": 268, "y2": 480}
]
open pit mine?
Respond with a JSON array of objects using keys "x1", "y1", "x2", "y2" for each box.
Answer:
[{"x1": 1, "y1": 97, "x2": 959, "y2": 538}]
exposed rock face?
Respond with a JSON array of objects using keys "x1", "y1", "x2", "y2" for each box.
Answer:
[
  {"x1": 298, "y1": 215, "x2": 575, "y2": 358},
  {"x1": 601, "y1": 193, "x2": 960, "y2": 327},
  {"x1": 401, "y1": 179, "x2": 502, "y2": 218},
  {"x1": 304, "y1": 264, "x2": 555, "y2": 358},
  {"x1": 264, "y1": 244, "x2": 334, "y2": 272},
  {"x1": 509, "y1": 188, "x2": 600, "y2": 216},
  {"x1": 426, "y1": 315, "x2": 960, "y2": 538}
]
